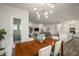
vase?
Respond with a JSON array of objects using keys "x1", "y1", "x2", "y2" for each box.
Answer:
[{"x1": 40, "y1": 39, "x2": 43, "y2": 43}]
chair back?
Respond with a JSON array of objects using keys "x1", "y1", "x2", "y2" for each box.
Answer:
[
  {"x1": 38, "y1": 45, "x2": 52, "y2": 56},
  {"x1": 54, "y1": 40, "x2": 62, "y2": 56},
  {"x1": 52, "y1": 36, "x2": 59, "y2": 40}
]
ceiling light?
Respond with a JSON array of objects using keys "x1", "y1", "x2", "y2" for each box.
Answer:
[
  {"x1": 45, "y1": 15, "x2": 48, "y2": 19},
  {"x1": 37, "y1": 15, "x2": 40, "y2": 20},
  {"x1": 51, "y1": 5, "x2": 55, "y2": 8},
  {"x1": 37, "y1": 14, "x2": 40, "y2": 18},
  {"x1": 34, "y1": 8, "x2": 37, "y2": 11},
  {"x1": 33, "y1": 3, "x2": 55, "y2": 20},
  {"x1": 50, "y1": 10, "x2": 53, "y2": 13},
  {"x1": 48, "y1": 3, "x2": 51, "y2": 6}
]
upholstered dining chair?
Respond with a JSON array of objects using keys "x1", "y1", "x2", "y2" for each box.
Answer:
[
  {"x1": 38, "y1": 45, "x2": 52, "y2": 56},
  {"x1": 52, "y1": 36, "x2": 59, "y2": 40},
  {"x1": 51, "y1": 40, "x2": 62, "y2": 56}
]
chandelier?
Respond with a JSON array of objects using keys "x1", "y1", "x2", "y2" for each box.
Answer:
[{"x1": 33, "y1": 3, "x2": 55, "y2": 19}]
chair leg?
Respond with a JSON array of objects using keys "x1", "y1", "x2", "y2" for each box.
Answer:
[{"x1": 58, "y1": 53, "x2": 60, "y2": 56}]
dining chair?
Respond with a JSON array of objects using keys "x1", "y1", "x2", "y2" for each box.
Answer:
[
  {"x1": 38, "y1": 45, "x2": 52, "y2": 56},
  {"x1": 52, "y1": 36, "x2": 59, "y2": 40},
  {"x1": 51, "y1": 40, "x2": 62, "y2": 56},
  {"x1": 53, "y1": 40, "x2": 62, "y2": 56}
]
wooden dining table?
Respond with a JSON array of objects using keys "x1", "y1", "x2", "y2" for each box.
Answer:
[{"x1": 15, "y1": 37, "x2": 63, "y2": 56}]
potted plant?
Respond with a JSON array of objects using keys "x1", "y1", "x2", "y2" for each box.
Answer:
[{"x1": 0, "y1": 29, "x2": 6, "y2": 55}]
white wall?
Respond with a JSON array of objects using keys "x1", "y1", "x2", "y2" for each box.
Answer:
[
  {"x1": 57, "y1": 20, "x2": 79, "y2": 33},
  {"x1": 29, "y1": 22, "x2": 57, "y2": 34},
  {"x1": 44, "y1": 24, "x2": 57, "y2": 34},
  {"x1": 57, "y1": 20, "x2": 79, "y2": 42},
  {"x1": 0, "y1": 4, "x2": 29, "y2": 56}
]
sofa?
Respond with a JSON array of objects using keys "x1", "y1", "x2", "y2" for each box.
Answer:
[{"x1": 59, "y1": 33, "x2": 73, "y2": 42}]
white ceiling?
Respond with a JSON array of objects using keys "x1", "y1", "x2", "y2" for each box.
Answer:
[{"x1": 5, "y1": 3, "x2": 79, "y2": 24}]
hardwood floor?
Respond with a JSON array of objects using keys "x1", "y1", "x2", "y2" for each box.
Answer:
[{"x1": 64, "y1": 37, "x2": 79, "y2": 56}]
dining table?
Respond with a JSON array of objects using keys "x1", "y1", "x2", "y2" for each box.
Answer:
[{"x1": 15, "y1": 37, "x2": 63, "y2": 56}]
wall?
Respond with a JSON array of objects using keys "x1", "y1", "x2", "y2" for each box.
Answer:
[
  {"x1": 57, "y1": 20, "x2": 79, "y2": 33},
  {"x1": 29, "y1": 22, "x2": 57, "y2": 34},
  {"x1": 44, "y1": 24, "x2": 57, "y2": 35},
  {"x1": 0, "y1": 4, "x2": 29, "y2": 56},
  {"x1": 57, "y1": 20, "x2": 79, "y2": 42}
]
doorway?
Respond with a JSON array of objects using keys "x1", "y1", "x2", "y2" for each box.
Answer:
[{"x1": 13, "y1": 18, "x2": 21, "y2": 44}]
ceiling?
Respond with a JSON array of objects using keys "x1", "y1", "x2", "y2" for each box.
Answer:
[{"x1": 5, "y1": 3, "x2": 79, "y2": 24}]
